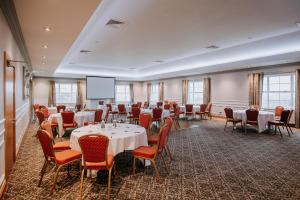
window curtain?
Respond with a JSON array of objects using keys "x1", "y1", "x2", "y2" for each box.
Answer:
[
  {"x1": 48, "y1": 80, "x2": 56, "y2": 106},
  {"x1": 159, "y1": 82, "x2": 164, "y2": 102},
  {"x1": 203, "y1": 77, "x2": 211, "y2": 104},
  {"x1": 295, "y1": 69, "x2": 300, "y2": 128},
  {"x1": 248, "y1": 73, "x2": 262, "y2": 107},
  {"x1": 130, "y1": 83, "x2": 134, "y2": 103},
  {"x1": 147, "y1": 83, "x2": 151, "y2": 102},
  {"x1": 76, "y1": 81, "x2": 83, "y2": 105},
  {"x1": 182, "y1": 80, "x2": 189, "y2": 105}
]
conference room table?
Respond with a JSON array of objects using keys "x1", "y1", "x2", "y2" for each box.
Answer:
[
  {"x1": 233, "y1": 110, "x2": 274, "y2": 132},
  {"x1": 49, "y1": 111, "x2": 95, "y2": 137}
]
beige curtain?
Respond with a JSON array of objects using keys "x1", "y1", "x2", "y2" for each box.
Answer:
[
  {"x1": 159, "y1": 82, "x2": 164, "y2": 102},
  {"x1": 147, "y1": 83, "x2": 151, "y2": 102},
  {"x1": 248, "y1": 73, "x2": 262, "y2": 107},
  {"x1": 76, "y1": 81, "x2": 83, "y2": 105},
  {"x1": 295, "y1": 69, "x2": 300, "y2": 128},
  {"x1": 203, "y1": 77, "x2": 211, "y2": 104},
  {"x1": 48, "y1": 80, "x2": 56, "y2": 106},
  {"x1": 182, "y1": 80, "x2": 189, "y2": 104},
  {"x1": 130, "y1": 83, "x2": 134, "y2": 103}
]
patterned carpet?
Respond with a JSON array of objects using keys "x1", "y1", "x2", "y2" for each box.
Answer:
[{"x1": 3, "y1": 119, "x2": 300, "y2": 200}]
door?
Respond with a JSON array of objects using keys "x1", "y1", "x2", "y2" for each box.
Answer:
[{"x1": 4, "y1": 52, "x2": 16, "y2": 177}]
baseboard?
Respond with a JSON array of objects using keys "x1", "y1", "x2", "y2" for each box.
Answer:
[{"x1": 0, "y1": 177, "x2": 6, "y2": 200}]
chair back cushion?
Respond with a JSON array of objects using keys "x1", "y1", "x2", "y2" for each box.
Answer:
[
  {"x1": 61, "y1": 111, "x2": 75, "y2": 124},
  {"x1": 152, "y1": 108, "x2": 163, "y2": 119},
  {"x1": 246, "y1": 109, "x2": 259, "y2": 122},
  {"x1": 139, "y1": 113, "x2": 152, "y2": 129},
  {"x1": 106, "y1": 104, "x2": 112, "y2": 112},
  {"x1": 94, "y1": 109, "x2": 103, "y2": 123},
  {"x1": 36, "y1": 111, "x2": 45, "y2": 125},
  {"x1": 79, "y1": 135, "x2": 109, "y2": 163},
  {"x1": 200, "y1": 104, "x2": 207, "y2": 112},
  {"x1": 185, "y1": 104, "x2": 193, "y2": 112},
  {"x1": 275, "y1": 106, "x2": 284, "y2": 117},
  {"x1": 118, "y1": 104, "x2": 126, "y2": 113},
  {"x1": 131, "y1": 103, "x2": 138, "y2": 108},
  {"x1": 56, "y1": 105, "x2": 66, "y2": 113},
  {"x1": 41, "y1": 121, "x2": 53, "y2": 138},
  {"x1": 75, "y1": 104, "x2": 82, "y2": 112},
  {"x1": 280, "y1": 110, "x2": 291, "y2": 123},
  {"x1": 164, "y1": 104, "x2": 170, "y2": 110},
  {"x1": 157, "y1": 102, "x2": 163, "y2": 108},
  {"x1": 132, "y1": 107, "x2": 141, "y2": 118},
  {"x1": 98, "y1": 100, "x2": 104, "y2": 105},
  {"x1": 157, "y1": 125, "x2": 169, "y2": 153},
  {"x1": 137, "y1": 102, "x2": 142, "y2": 108},
  {"x1": 224, "y1": 108, "x2": 233, "y2": 119},
  {"x1": 37, "y1": 129, "x2": 55, "y2": 159}
]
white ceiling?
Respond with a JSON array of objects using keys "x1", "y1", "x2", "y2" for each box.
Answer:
[
  {"x1": 13, "y1": 0, "x2": 102, "y2": 74},
  {"x1": 17, "y1": 0, "x2": 300, "y2": 80}
]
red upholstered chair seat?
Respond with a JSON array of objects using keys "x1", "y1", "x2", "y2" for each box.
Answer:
[
  {"x1": 133, "y1": 146, "x2": 156, "y2": 159},
  {"x1": 54, "y1": 150, "x2": 82, "y2": 165},
  {"x1": 85, "y1": 155, "x2": 114, "y2": 170},
  {"x1": 63, "y1": 123, "x2": 77, "y2": 129}
]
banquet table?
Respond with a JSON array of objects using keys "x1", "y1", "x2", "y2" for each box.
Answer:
[
  {"x1": 49, "y1": 111, "x2": 95, "y2": 137},
  {"x1": 70, "y1": 123, "x2": 148, "y2": 158},
  {"x1": 233, "y1": 110, "x2": 274, "y2": 132}
]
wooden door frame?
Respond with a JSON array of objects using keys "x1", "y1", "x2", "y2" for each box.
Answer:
[{"x1": 3, "y1": 51, "x2": 16, "y2": 178}]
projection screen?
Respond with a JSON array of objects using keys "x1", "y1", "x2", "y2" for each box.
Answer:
[{"x1": 86, "y1": 76, "x2": 115, "y2": 99}]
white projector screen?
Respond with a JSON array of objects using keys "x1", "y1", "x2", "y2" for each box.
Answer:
[{"x1": 86, "y1": 76, "x2": 115, "y2": 99}]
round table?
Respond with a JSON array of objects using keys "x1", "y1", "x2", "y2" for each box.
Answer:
[
  {"x1": 233, "y1": 110, "x2": 274, "y2": 132},
  {"x1": 49, "y1": 111, "x2": 95, "y2": 137},
  {"x1": 70, "y1": 123, "x2": 148, "y2": 156}
]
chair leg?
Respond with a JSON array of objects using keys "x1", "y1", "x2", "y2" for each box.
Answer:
[
  {"x1": 80, "y1": 168, "x2": 85, "y2": 200},
  {"x1": 288, "y1": 125, "x2": 294, "y2": 134},
  {"x1": 38, "y1": 160, "x2": 48, "y2": 187},
  {"x1": 150, "y1": 159, "x2": 160, "y2": 182},
  {"x1": 161, "y1": 154, "x2": 169, "y2": 174},
  {"x1": 285, "y1": 124, "x2": 291, "y2": 137},
  {"x1": 132, "y1": 157, "x2": 136, "y2": 175},
  {"x1": 51, "y1": 165, "x2": 62, "y2": 195},
  {"x1": 232, "y1": 122, "x2": 235, "y2": 133},
  {"x1": 166, "y1": 145, "x2": 173, "y2": 161},
  {"x1": 224, "y1": 120, "x2": 228, "y2": 131},
  {"x1": 107, "y1": 167, "x2": 112, "y2": 200}
]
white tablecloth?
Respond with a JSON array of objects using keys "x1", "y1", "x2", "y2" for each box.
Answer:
[
  {"x1": 70, "y1": 123, "x2": 148, "y2": 157},
  {"x1": 233, "y1": 110, "x2": 274, "y2": 132},
  {"x1": 49, "y1": 111, "x2": 95, "y2": 137},
  {"x1": 47, "y1": 106, "x2": 75, "y2": 114},
  {"x1": 98, "y1": 105, "x2": 131, "y2": 119}
]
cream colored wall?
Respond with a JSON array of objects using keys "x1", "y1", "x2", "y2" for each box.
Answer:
[{"x1": 0, "y1": 10, "x2": 31, "y2": 188}]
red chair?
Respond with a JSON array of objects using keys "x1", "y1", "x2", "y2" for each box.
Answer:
[
  {"x1": 128, "y1": 107, "x2": 140, "y2": 124},
  {"x1": 84, "y1": 109, "x2": 103, "y2": 126},
  {"x1": 164, "y1": 104, "x2": 170, "y2": 110},
  {"x1": 245, "y1": 109, "x2": 259, "y2": 133},
  {"x1": 268, "y1": 110, "x2": 291, "y2": 137},
  {"x1": 224, "y1": 108, "x2": 243, "y2": 132},
  {"x1": 170, "y1": 106, "x2": 181, "y2": 130},
  {"x1": 36, "y1": 130, "x2": 81, "y2": 195},
  {"x1": 185, "y1": 104, "x2": 194, "y2": 118},
  {"x1": 152, "y1": 108, "x2": 163, "y2": 126},
  {"x1": 75, "y1": 104, "x2": 82, "y2": 112},
  {"x1": 195, "y1": 104, "x2": 207, "y2": 120},
  {"x1": 41, "y1": 121, "x2": 71, "y2": 151},
  {"x1": 133, "y1": 125, "x2": 170, "y2": 181},
  {"x1": 106, "y1": 104, "x2": 118, "y2": 121},
  {"x1": 205, "y1": 103, "x2": 212, "y2": 119},
  {"x1": 143, "y1": 101, "x2": 149, "y2": 109},
  {"x1": 156, "y1": 102, "x2": 163, "y2": 108},
  {"x1": 118, "y1": 104, "x2": 127, "y2": 115},
  {"x1": 131, "y1": 103, "x2": 138, "y2": 108},
  {"x1": 137, "y1": 102, "x2": 142, "y2": 108},
  {"x1": 40, "y1": 107, "x2": 50, "y2": 118},
  {"x1": 61, "y1": 111, "x2": 77, "y2": 130},
  {"x1": 98, "y1": 100, "x2": 104, "y2": 105},
  {"x1": 274, "y1": 106, "x2": 284, "y2": 121},
  {"x1": 139, "y1": 113, "x2": 152, "y2": 133},
  {"x1": 78, "y1": 135, "x2": 114, "y2": 199},
  {"x1": 148, "y1": 117, "x2": 174, "y2": 161},
  {"x1": 56, "y1": 105, "x2": 66, "y2": 113},
  {"x1": 287, "y1": 110, "x2": 294, "y2": 134},
  {"x1": 36, "y1": 110, "x2": 46, "y2": 126}
]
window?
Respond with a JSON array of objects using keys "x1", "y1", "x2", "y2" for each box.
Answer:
[
  {"x1": 188, "y1": 81, "x2": 203, "y2": 104},
  {"x1": 150, "y1": 84, "x2": 159, "y2": 103},
  {"x1": 115, "y1": 85, "x2": 131, "y2": 103},
  {"x1": 262, "y1": 73, "x2": 295, "y2": 109},
  {"x1": 55, "y1": 83, "x2": 77, "y2": 105}
]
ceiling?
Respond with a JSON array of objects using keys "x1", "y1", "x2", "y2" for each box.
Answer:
[
  {"x1": 15, "y1": 0, "x2": 300, "y2": 80},
  {"x1": 13, "y1": 0, "x2": 102, "y2": 75}
]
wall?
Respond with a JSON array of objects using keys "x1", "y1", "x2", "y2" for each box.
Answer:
[{"x1": 0, "y1": 10, "x2": 31, "y2": 189}]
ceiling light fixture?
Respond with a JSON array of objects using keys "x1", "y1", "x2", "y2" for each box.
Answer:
[
  {"x1": 43, "y1": 26, "x2": 52, "y2": 32},
  {"x1": 42, "y1": 45, "x2": 48, "y2": 49},
  {"x1": 205, "y1": 45, "x2": 219, "y2": 49},
  {"x1": 80, "y1": 50, "x2": 92, "y2": 53},
  {"x1": 106, "y1": 19, "x2": 125, "y2": 26},
  {"x1": 42, "y1": 56, "x2": 46, "y2": 59}
]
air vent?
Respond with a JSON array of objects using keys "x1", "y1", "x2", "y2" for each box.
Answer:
[
  {"x1": 106, "y1": 19, "x2": 125, "y2": 26},
  {"x1": 205, "y1": 45, "x2": 219, "y2": 49},
  {"x1": 154, "y1": 60, "x2": 164, "y2": 63},
  {"x1": 128, "y1": 67, "x2": 136, "y2": 70},
  {"x1": 80, "y1": 50, "x2": 92, "y2": 53}
]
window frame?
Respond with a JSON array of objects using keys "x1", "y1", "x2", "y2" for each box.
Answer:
[
  {"x1": 55, "y1": 82, "x2": 78, "y2": 105},
  {"x1": 150, "y1": 83, "x2": 159, "y2": 103},
  {"x1": 187, "y1": 80, "x2": 204, "y2": 105},
  {"x1": 115, "y1": 84, "x2": 131, "y2": 103}
]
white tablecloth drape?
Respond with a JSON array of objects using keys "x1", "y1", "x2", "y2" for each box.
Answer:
[
  {"x1": 70, "y1": 123, "x2": 148, "y2": 157},
  {"x1": 49, "y1": 111, "x2": 95, "y2": 137},
  {"x1": 233, "y1": 110, "x2": 274, "y2": 132},
  {"x1": 179, "y1": 105, "x2": 200, "y2": 113}
]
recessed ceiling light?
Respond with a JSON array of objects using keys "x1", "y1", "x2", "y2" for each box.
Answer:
[
  {"x1": 154, "y1": 60, "x2": 164, "y2": 63},
  {"x1": 296, "y1": 22, "x2": 300, "y2": 27},
  {"x1": 42, "y1": 56, "x2": 46, "y2": 59},
  {"x1": 43, "y1": 26, "x2": 52, "y2": 32},
  {"x1": 205, "y1": 45, "x2": 219, "y2": 49},
  {"x1": 42, "y1": 45, "x2": 48, "y2": 49},
  {"x1": 248, "y1": 37, "x2": 253, "y2": 40},
  {"x1": 80, "y1": 50, "x2": 92, "y2": 53}
]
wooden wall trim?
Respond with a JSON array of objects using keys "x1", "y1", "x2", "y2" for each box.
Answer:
[
  {"x1": 0, "y1": 178, "x2": 6, "y2": 200},
  {"x1": 0, "y1": 0, "x2": 32, "y2": 70}
]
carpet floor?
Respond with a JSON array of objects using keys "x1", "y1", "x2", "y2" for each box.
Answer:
[{"x1": 3, "y1": 119, "x2": 300, "y2": 200}]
